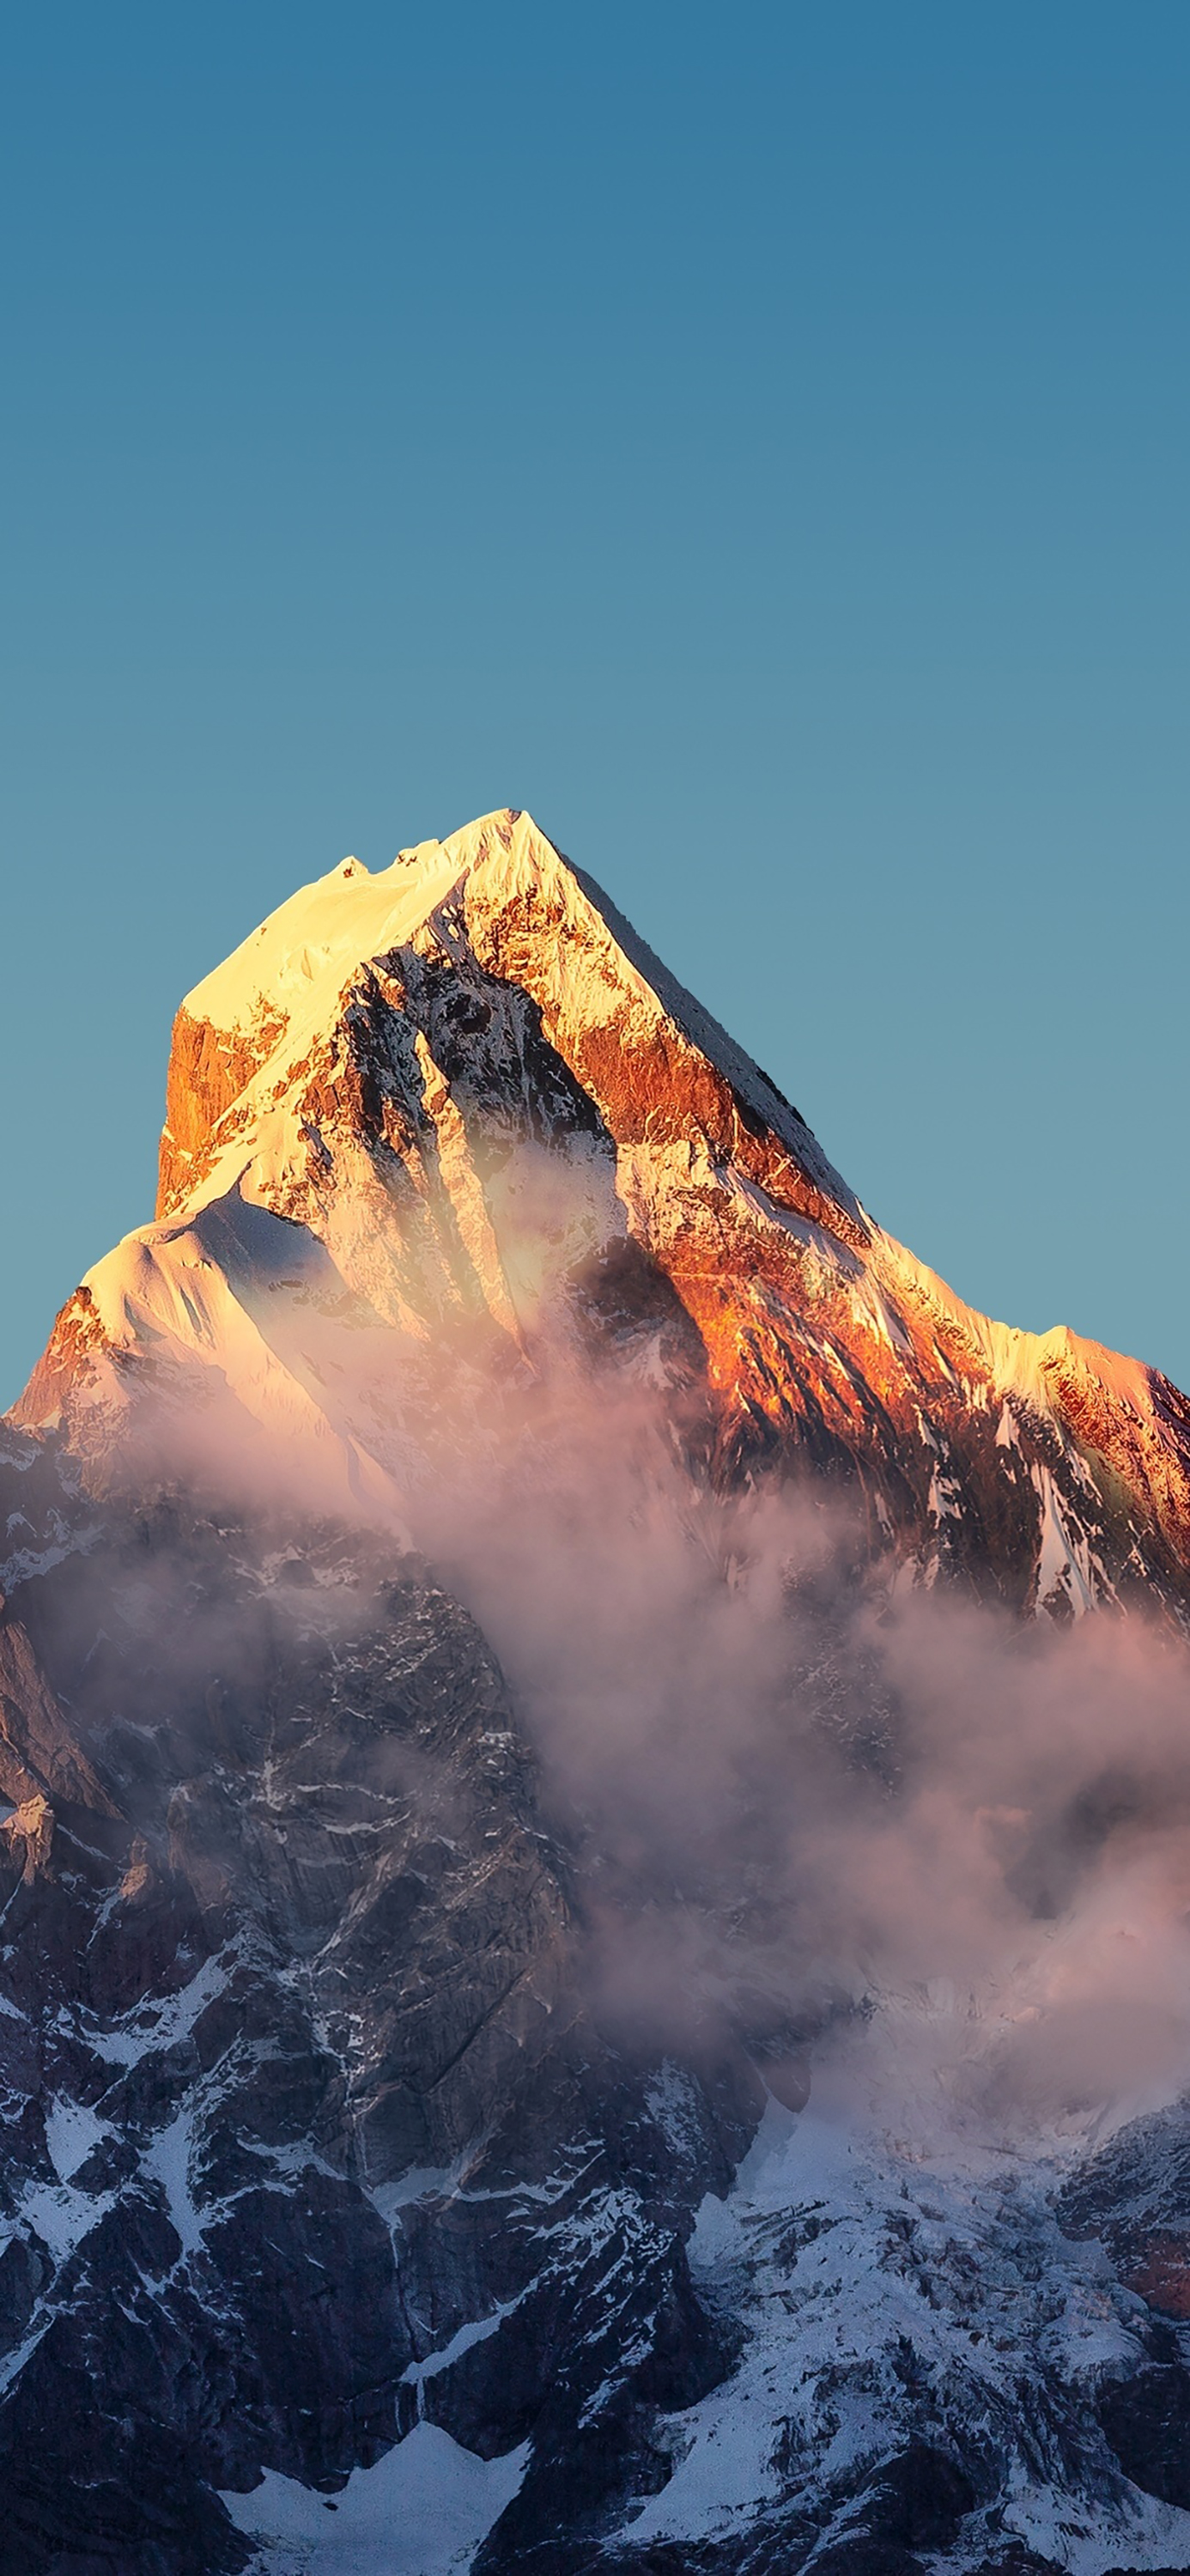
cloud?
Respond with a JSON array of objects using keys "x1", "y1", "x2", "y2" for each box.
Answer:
[
  {"x1": 74, "y1": 1188, "x2": 1190, "y2": 2149},
  {"x1": 398, "y1": 1350, "x2": 1190, "y2": 2141}
]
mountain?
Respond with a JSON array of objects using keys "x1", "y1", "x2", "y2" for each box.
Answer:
[
  {"x1": 4, "y1": 809, "x2": 1190, "y2": 2576},
  {"x1": 17, "y1": 809, "x2": 1190, "y2": 1615}
]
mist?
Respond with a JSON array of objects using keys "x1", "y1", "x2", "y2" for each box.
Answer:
[
  {"x1": 394, "y1": 1343, "x2": 1190, "y2": 2151},
  {"x1": 66, "y1": 1178, "x2": 1190, "y2": 2159}
]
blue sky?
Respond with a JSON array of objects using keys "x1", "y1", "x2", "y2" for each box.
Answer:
[{"x1": 3, "y1": 2, "x2": 1187, "y2": 1402}]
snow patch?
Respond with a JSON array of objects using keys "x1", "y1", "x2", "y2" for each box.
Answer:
[
  {"x1": 140, "y1": 2102, "x2": 204, "y2": 2257},
  {"x1": 45, "y1": 2096, "x2": 108, "y2": 2183},
  {"x1": 20, "y1": 2178, "x2": 115, "y2": 2265},
  {"x1": 90, "y1": 1949, "x2": 228, "y2": 2067},
  {"x1": 1031, "y1": 1461, "x2": 1102, "y2": 1619},
  {"x1": 220, "y1": 2421, "x2": 529, "y2": 2575},
  {"x1": 645, "y1": 2061, "x2": 707, "y2": 2160},
  {"x1": 401, "y1": 2302, "x2": 517, "y2": 2389}
]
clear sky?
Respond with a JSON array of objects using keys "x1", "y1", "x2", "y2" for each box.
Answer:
[{"x1": 3, "y1": 3, "x2": 1187, "y2": 1406}]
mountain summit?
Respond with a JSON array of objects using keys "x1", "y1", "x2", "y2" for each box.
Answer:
[{"x1": 18, "y1": 806, "x2": 1190, "y2": 1613}]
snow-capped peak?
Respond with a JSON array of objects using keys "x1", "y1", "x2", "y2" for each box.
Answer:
[{"x1": 12, "y1": 811, "x2": 1190, "y2": 1609}]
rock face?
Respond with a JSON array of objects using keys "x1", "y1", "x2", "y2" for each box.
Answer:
[
  {"x1": 0, "y1": 1476, "x2": 759, "y2": 2574},
  {"x1": 7, "y1": 810, "x2": 1190, "y2": 2574}
]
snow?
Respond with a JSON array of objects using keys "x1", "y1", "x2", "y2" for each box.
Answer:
[
  {"x1": 45, "y1": 2096, "x2": 108, "y2": 2183},
  {"x1": 184, "y1": 839, "x2": 465, "y2": 1045},
  {"x1": 64, "y1": 1209, "x2": 411, "y2": 1528},
  {"x1": 853, "y1": 1278, "x2": 913, "y2": 1357},
  {"x1": 557, "y1": 850, "x2": 859, "y2": 1218},
  {"x1": 0, "y1": 1513, "x2": 96, "y2": 1590},
  {"x1": 720, "y1": 1165, "x2": 859, "y2": 1279},
  {"x1": 367, "y1": 2165, "x2": 457, "y2": 2221},
  {"x1": 1030, "y1": 1460, "x2": 1102, "y2": 1618},
  {"x1": 147, "y1": 808, "x2": 861, "y2": 1279},
  {"x1": 16, "y1": 802, "x2": 1178, "y2": 1634},
  {"x1": 927, "y1": 1458, "x2": 964, "y2": 1524},
  {"x1": 139, "y1": 2101, "x2": 205, "y2": 2257},
  {"x1": 645, "y1": 2061, "x2": 707, "y2": 2160},
  {"x1": 1005, "y1": 2481, "x2": 1190, "y2": 2576},
  {"x1": 15, "y1": 2093, "x2": 116, "y2": 2263},
  {"x1": 20, "y1": 2176, "x2": 115, "y2": 2265},
  {"x1": 90, "y1": 1949, "x2": 229, "y2": 2067},
  {"x1": 401, "y1": 2302, "x2": 516, "y2": 2390},
  {"x1": 877, "y1": 1234, "x2": 1157, "y2": 1428},
  {"x1": 220, "y1": 2422, "x2": 530, "y2": 2575},
  {"x1": 620, "y1": 2061, "x2": 1190, "y2": 2571}
]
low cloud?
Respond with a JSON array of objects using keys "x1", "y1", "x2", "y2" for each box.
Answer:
[
  {"x1": 66, "y1": 1193, "x2": 1190, "y2": 2151},
  {"x1": 404, "y1": 1352, "x2": 1190, "y2": 2143}
]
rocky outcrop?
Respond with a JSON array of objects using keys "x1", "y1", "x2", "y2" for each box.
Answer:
[{"x1": 157, "y1": 999, "x2": 289, "y2": 1219}]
